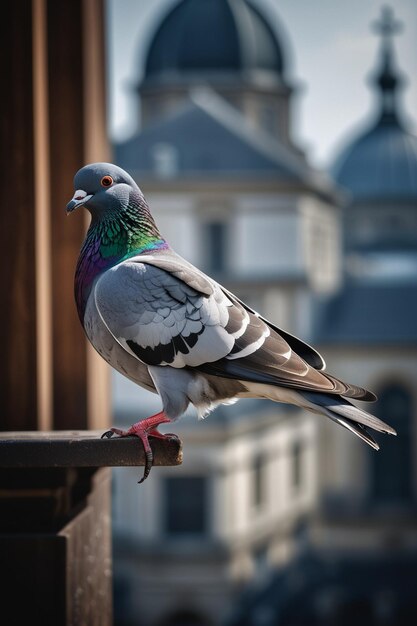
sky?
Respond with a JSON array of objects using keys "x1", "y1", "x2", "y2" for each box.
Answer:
[{"x1": 106, "y1": 0, "x2": 417, "y2": 169}]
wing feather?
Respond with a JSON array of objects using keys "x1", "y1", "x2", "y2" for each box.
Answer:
[
  {"x1": 94, "y1": 259, "x2": 235, "y2": 369},
  {"x1": 94, "y1": 251, "x2": 375, "y2": 402}
]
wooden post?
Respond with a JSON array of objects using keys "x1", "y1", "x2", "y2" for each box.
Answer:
[
  {"x1": 1, "y1": 2, "x2": 39, "y2": 430},
  {"x1": 47, "y1": 0, "x2": 111, "y2": 431},
  {"x1": 0, "y1": 0, "x2": 110, "y2": 432}
]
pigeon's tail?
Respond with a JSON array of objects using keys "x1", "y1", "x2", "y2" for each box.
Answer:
[
  {"x1": 240, "y1": 382, "x2": 396, "y2": 450},
  {"x1": 299, "y1": 391, "x2": 397, "y2": 450}
]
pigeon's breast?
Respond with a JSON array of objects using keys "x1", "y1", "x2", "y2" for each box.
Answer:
[{"x1": 75, "y1": 238, "x2": 116, "y2": 323}]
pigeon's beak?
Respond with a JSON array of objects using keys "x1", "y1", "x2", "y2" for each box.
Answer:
[{"x1": 66, "y1": 189, "x2": 93, "y2": 214}]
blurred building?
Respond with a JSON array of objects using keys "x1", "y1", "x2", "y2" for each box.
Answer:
[
  {"x1": 229, "y1": 6, "x2": 417, "y2": 626},
  {"x1": 111, "y1": 2, "x2": 417, "y2": 625},
  {"x1": 315, "y1": 6, "x2": 417, "y2": 517}
]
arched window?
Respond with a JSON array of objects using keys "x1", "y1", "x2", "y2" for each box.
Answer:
[{"x1": 371, "y1": 383, "x2": 413, "y2": 504}]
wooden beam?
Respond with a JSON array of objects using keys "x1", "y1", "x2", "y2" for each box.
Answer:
[
  {"x1": 47, "y1": 0, "x2": 89, "y2": 429},
  {"x1": 0, "y1": 430, "x2": 183, "y2": 468},
  {"x1": 1, "y1": 0, "x2": 110, "y2": 432},
  {"x1": 0, "y1": 3, "x2": 38, "y2": 430},
  {"x1": 33, "y1": 0, "x2": 53, "y2": 430},
  {"x1": 47, "y1": 0, "x2": 110, "y2": 430},
  {"x1": 82, "y1": 0, "x2": 112, "y2": 430}
]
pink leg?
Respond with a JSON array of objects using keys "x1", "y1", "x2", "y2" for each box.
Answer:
[{"x1": 101, "y1": 411, "x2": 177, "y2": 483}]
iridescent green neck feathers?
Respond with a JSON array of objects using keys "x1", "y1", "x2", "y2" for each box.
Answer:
[{"x1": 75, "y1": 195, "x2": 168, "y2": 320}]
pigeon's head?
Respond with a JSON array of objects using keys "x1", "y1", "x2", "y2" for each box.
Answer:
[{"x1": 66, "y1": 162, "x2": 141, "y2": 218}]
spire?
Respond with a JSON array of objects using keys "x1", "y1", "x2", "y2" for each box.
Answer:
[{"x1": 371, "y1": 6, "x2": 404, "y2": 121}]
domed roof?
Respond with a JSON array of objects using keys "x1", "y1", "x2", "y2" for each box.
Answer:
[
  {"x1": 332, "y1": 7, "x2": 417, "y2": 202},
  {"x1": 333, "y1": 116, "x2": 417, "y2": 202},
  {"x1": 143, "y1": 0, "x2": 285, "y2": 81}
]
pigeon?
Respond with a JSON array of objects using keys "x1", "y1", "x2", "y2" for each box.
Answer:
[{"x1": 67, "y1": 163, "x2": 396, "y2": 483}]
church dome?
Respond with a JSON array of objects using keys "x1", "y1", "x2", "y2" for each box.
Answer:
[
  {"x1": 332, "y1": 7, "x2": 417, "y2": 202},
  {"x1": 333, "y1": 116, "x2": 417, "y2": 202},
  {"x1": 143, "y1": 0, "x2": 285, "y2": 82}
]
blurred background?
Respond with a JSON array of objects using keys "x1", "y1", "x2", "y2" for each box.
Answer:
[
  {"x1": 107, "y1": 1, "x2": 417, "y2": 625},
  {"x1": 2, "y1": 1, "x2": 416, "y2": 625}
]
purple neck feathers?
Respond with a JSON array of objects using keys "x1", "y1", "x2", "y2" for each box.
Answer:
[{"x1": 75, "y1": 211, "x2": 167, "y2": 321}]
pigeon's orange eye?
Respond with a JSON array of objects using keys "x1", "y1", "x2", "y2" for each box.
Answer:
[{"x1": 101, "y1": 175, "x2": 113, "y2": 187}]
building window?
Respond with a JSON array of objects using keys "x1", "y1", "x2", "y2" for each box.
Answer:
[
  {"x1": 371, "y1": 384, "x2": 413, "y2": 504},
  {"x1": 206, "y1": 221, "x2": 226, "y2": 274},
  {"x1": 151, "y1": 142, "x2": 178, "y2": 179},
  {"x1": 259, "y1": 103, "x2": 277, "y2": 135},
  {"x1": 291, "y1": 440, "x2": 303, "y2": 494},
  {"x1": 163, "y1": 476, "x2": 208, "y2": 536},
  {"x1": 252, "y1": 454, "x2": 266, "y2": 509}
]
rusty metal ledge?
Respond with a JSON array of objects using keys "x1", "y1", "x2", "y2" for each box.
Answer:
[{"x1": 0, "y1": 430, "x2": 183, "y2": 468}]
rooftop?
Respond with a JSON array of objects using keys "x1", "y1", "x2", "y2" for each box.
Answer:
[
  {"x1": 313, "y1": 281, "x2": 417, "y2": 345},
  {"x1": 115, "y1": 88, "x2": 335, "y2": 198}
]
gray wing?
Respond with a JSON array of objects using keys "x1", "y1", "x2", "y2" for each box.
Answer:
[
  {"x1": 196, "y1": 288, "x2": 375, "y2": 401},
  {"x1": 225, "y1": 290, "x2": 326, "y2": 371},
  {"x1": 95, "y1": 253, "x2": 374, "y2": 401},
  {"x1": 140, "y1": 252, "x2": 326, "y2": 370},
  {"x1": 94, "y1": 259, "x2": 237, "y2": 368}
]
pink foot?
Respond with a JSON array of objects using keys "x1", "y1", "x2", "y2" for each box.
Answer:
[{"x1": 101, "y1": 411, "x2": 175, "y2": 483}]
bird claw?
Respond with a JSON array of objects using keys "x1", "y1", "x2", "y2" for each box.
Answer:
[
  {"x1": 100, "y1": 411, "x2": 173, "y2": 484},
  {"x1": 101, "y1": 429, "x2": 116, "y2": 439},
  {"x1": 162, "y1": 432, "x2": 180, "y2": 443},
  {"x1": 138, "y1": 449, "x2": 154, "y2": 484}
]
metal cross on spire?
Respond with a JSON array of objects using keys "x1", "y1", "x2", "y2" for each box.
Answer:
[
  {"x1": 371, "y1": 6, "x2": 404, "y2": 118},
  {"x1": 372, "y1": 6, "x2": 403, "y2": 45}
]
